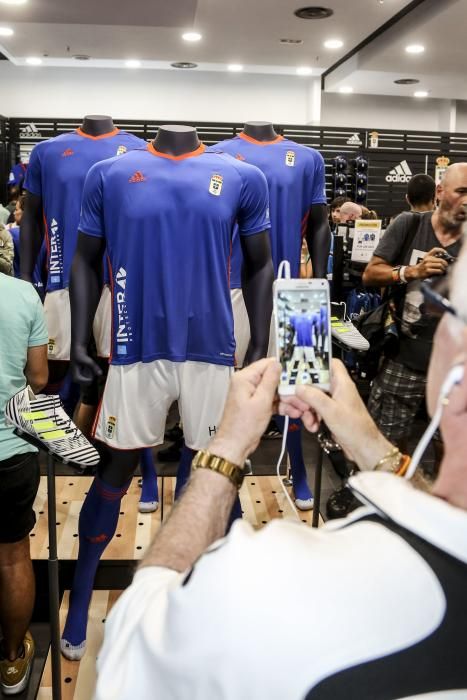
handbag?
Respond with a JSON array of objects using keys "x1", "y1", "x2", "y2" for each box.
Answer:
[{"x1": 354, "y1": 213, "x2": 421, "y2": 377}]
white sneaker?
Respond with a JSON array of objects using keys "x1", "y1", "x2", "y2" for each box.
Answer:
[
  {"x1": 5, "y1": 386, "x2": 100, "y2": 468},
  {"x1": 138, "y1": 500, "x2": 159, "y2": 514},
  {"x1": 331, "y1": 317, "x2": 370, "y2": 352}
]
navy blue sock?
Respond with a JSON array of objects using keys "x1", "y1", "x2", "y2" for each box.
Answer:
[
  {"x1": 274, "y1": 416, "x2": 313, "y2": 501},
  {"x1": 174, "y1": 445, "x2": 194, "y2": 500},
  {"x1": 59, "y1": 372, "x2": 81, "y2": 418},
  {"x1": 62, "y1": 476, "x2": 130, "y2": 646},
  {"x1": 139, "y1": 448, "x2": 159, "y2": 504},
  {"x1": 226, "y1": 496, "x2": 243, "y2": 534}
]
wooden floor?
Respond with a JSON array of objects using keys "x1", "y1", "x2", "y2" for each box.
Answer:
[
  {"x1": 31, "y1": 475, "x2": 318, "y2": 561},
  {"x1": 36, "y1": 475, "x2": 320, "y2": 698}
]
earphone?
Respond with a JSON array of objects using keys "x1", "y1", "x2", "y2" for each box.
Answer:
[{"x1": 405, "y1": 363, "x2": 465, "y2": 480}]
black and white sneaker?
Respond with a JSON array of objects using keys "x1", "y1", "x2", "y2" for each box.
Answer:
[{"x1": 5, "y1": 386, "x2": 100, "y2": 469}]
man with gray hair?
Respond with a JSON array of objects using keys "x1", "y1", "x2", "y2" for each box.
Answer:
[
  {"x1": 362, "y1": 163, "x2": 467, "y2": 456},
  {"x1": 338, "y1": 201, "x2": 362, "y2": 224},
  {"x1": 93, "y1": 224, "x2": 467, "y2": 699}
]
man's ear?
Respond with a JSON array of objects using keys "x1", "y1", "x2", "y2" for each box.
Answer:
[{"x1": 405, "y1": 194, "x2": 410, "y2": 207}]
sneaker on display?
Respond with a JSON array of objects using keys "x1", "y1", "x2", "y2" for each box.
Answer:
[
  {"x1": 262, "y1": 418, "x2": 282, "y2": 440},
  {"x1": 0, "y1": 631, "x2": 35, "y2": 696},
  {"x1": 5, "y1": 386, "x2": 100, "y2": 469},
  {"x1": 330, "y1": 303, "x2": 370, "y2": 352}
]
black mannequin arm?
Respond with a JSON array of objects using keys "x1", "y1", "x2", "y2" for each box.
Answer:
[
  {"x1": 305, "y1": 204, "x2": 331, "y2": 279},
  {"x1": 240, "y1": 231, "x2": 274, "y2": 364},
  {"x1": 69, "y1": 232, "x2": 105, "y2": 384},
  {"x1": 20, "y1": 192, "x2": 44, "y2": 282}
]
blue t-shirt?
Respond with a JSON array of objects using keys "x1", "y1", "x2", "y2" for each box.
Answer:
[
  {"x1": 211, "y1": 134, "x2": 327, "y2": 285},
  {"x1": 24, "y1": 129, "x2": 147, "y2": 292},
  {"x1": 79, "y1": 143, "x2": 270, "y2": 367},
  {"x1": 8, "y1": 162, "x2": 27, "y2": 188},
  {"x1": 290, "y1": 314, "x2": 317, "y2": 348}
]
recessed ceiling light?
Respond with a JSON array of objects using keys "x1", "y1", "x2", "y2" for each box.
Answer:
[
  {"x1": 394, "y1": 78, "x2": 420, "y2": 85},
  {"x1": 296, "y1": 66, "x2": 313, "y2": 76},
  {"x1": 228, "y1": 64, "x2": 243, "y2": 72},
  {"x1": 324, "y1": 38, "x2": 343, "y2": 49},
  {"x1": 414, "y1": 90, "x2": 428, "y2": 98},
  {"x1": 73, "y1": 54, "x2": 91, "y2": 61},
  {"x1": 26, "y1": 57, "x2": 42, "y2": 65},
  {"x1": 182, "y1": 31, "x2": 202, "y2": 42},
  {"x1": 294, "y1": 6, "x2": 334, "y2": 19},
  {"x1": 280, "y1": 38, "x2": 303, "y2": 44},
  {"x1": 406, "y1": 44, "x2": 425, "y2": 54},
  {"x1": 171, "y1": 61, "x2": 198, "y2": 69},
  {"x1": 0, "y1": 26, "x2": 14, "y2": 36},
  {"x1": 339, "y1": 86, "x2": 353, "y2": 94},
  {"x1": 0, "y1": 0, "x2": 27, "y2": 4},
  {"x1": 126, "y1": 59, "x2": 141, "y2": 68}
]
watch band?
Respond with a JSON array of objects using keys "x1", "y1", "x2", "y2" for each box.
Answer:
[
  {"x1": 391, "y1": 266, "x2": 402, "y2": 284},
  {"x1": 399, "y1": 265, "x2": 408, "y2": 284},
  {"x1": 192, "y1": 449, "x2": 246, "y2": 489}
]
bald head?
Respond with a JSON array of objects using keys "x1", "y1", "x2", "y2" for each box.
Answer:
[
  {"x1": 436, "y1": 162, "x2": 467, "y2": 233},
  {"x1": 339, "y1": 202, "x2": 363, "y2": 224}
]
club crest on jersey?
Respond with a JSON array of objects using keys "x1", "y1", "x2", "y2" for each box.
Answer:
[
  {"x1": 106, "y1": 416, "x2": 116, "y2": 439},
  {"x1": 116, "y1": 145, "x2": 127, "y2": 156},
  {"x1": 209, "y1": 174, "x2": 223, "y2": 196},
  {"x1": 285, "y1": 150, "x2": 296, "y2": 167}
]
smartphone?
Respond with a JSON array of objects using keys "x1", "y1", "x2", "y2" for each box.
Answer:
[{"x1": 273, "y1": 278, "x2": 331, "y2": 395}]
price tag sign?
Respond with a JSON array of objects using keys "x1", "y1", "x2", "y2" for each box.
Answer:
[{"x1": 351, "y1": 220, "x2": 382, "y2": 263}]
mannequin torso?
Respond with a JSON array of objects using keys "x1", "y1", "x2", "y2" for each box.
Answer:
[
  {"x1": 242, "y1": 122, "x2": 279, "y2": 142},
  {"x1": 80, "y1": 115, "x2": 116, "y2": 137},
  {"x1": 153, "y1": 125, "x2": 201, "y2": 157}
]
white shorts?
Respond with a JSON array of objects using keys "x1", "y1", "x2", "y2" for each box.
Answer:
[
  {"x1": 93, "y1": 285, "x2": 112, "y2": 359},
  {"x1": 93, "y1": 360, "x2": 233, "y2": 451},
  {"x1": 231, "y1": 289, "x2": 276, "y2": 366},
  {"x1": 44, "y1": 289, "x2": 71, "y2": 361},
  {"x1": 231, "y1": 289, "x2": 250, "y2": 368}
]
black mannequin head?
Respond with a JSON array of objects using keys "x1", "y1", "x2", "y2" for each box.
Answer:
[
  {"x1": 153, "y1": 125, "x2": 201, "y2": 157},
  {"x1": 242, "y1": 122, "x2": 279, "y2": 142},
  {"x1": 80, "y1": 115, "x2": 115, "y2": 137}
]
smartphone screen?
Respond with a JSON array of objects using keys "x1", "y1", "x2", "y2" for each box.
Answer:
[{"x1": 276, "y1": 284, "x2": 331, "y2": 393}]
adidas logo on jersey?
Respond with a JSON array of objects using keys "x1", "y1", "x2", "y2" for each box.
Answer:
[
  {"x1": 235, "y1": 153, "x2": 246, "y2": 161},
  {"x1": 386, "y1": 160, "x2": 412, "y2": 183},
  {"x1": 62, "y1": 148, "x2": 74, "y2": 157},
  {"x1": 129, "y1": 171, "x2": 146, "y2": 183},
  {"x1": 346, "y1": 132, "x2": 362, "y2": 146}
]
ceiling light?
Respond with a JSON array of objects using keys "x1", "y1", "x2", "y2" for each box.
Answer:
[
  {"x1": 26, "y1": 57, "x2": 42, "y2": 65},
  {"x1": 294, "y1": 7, "x2": 334, "y2": 19},
  {"x1": 73, "y1": 54, "x2": 91, "y2": 61},
  {"x1": 171, "y1": 61, "x2": 198, "y2": 69},
  {"x1": 406, "y1": 44, "x2": 425, "y2": 54},
  {"x1": 228, "y1": 64, "x2": 243, "y2": 72},
  {"x1": 414, "y1": 90, "x2": 428, "y2": 98},
  {"x1": 296, "y1": 66, "x2": 313, "y2": 76},
  {"x1": 0, "y1": 26, "x2": 14, "y2": 36},
  {"x1": 324, "y1": 38, "x2": 343, "y2": 49},
  {"x1": 339, "y1": 86, "x2": 353, "y2": 94},
  {"x1": 0, "y1": 0, "x2": 27, "y2": 4},
  {"x1": 182, "y1": 32, "x2": 202, "y2": 42},
  {"x1": 394, "y1": 78, "x2": 419, "y2": 85},
  {"x1": 125, "y1": 59, "x2": 141, "y2": 68}
]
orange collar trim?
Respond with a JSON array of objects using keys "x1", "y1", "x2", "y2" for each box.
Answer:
[
  {"x1": 238, "y1": 132, "x2": 284, "y2": 146},
  {"x1": 147, "y1": 142, "x2": 206, "y2": 160},
  {"x1": 76, "y1": 127, "x2": 120, "y2": 140}
]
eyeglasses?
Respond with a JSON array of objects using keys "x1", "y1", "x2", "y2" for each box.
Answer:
[{"x1": 421, "y1": 275, "x2": 462, "y2": 322}]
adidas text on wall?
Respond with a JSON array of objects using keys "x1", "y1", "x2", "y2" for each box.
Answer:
[{"x1": 386, "y1": 160, "x2": 413, "y2": 184}]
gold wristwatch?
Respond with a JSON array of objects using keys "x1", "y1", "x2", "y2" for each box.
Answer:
[{"x1": 192, "y1": 450, "x2": 246, "y2": 490}]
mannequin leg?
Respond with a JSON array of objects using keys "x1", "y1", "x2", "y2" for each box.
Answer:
[
  {"x1": 174, "y1": 444, "x2": 195, "y2": 500},
  {"x1": 274, "y1": 416, "x2": 314, "y2": 510},
  {"x1": 43, "y1": 360, "x2": 69, "y2": 395},
  {"x1": 139, "y1": 448, "x2": 159, "y2": 513},
  {"x1": 61, "y1": 446, "x2": 139, "y2": 659}
]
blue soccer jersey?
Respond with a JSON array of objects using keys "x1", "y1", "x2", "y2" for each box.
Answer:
[
  {"x1": 79, "y1": 143, "x2": 270, "y2": 367},
  {"x1": 24, "y1": 128, "x2": 146, "y2": 292},
  {"x1": 211, "y1": 134, "x2": 327, "y2": 284}
]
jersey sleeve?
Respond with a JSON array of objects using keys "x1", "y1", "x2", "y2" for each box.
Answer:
[
  {"x1": 308, "y1": 151, "x2": 327, "y2": 207},
  {"x1": 237, "y1": 164, "x2": 271, "y2": 236},
  {"x1": 28, "y1": 290, "x2": 48, "y2": 347},
  {"x1": 24, "y1": 144, "x2": 43, "y2": 197},
  {"x1": 79, "y1": 162, "x2": 105, "y2": 238}
]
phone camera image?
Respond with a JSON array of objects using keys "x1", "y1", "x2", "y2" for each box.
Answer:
[{"x1": 277, "y1": 288, "x2": 330, "y2": 391}]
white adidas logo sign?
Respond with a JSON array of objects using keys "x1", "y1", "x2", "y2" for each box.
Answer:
[
  {"x1": 386, "y1": 160, "x2": 412, "y2": 183},
  {"x1": 347, "y1": 133, "x2": 362, "y2": 146}
]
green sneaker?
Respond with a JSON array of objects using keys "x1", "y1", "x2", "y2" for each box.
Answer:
[{"x1": 0, "y1": 632, "x2": 35, "y2": 695}]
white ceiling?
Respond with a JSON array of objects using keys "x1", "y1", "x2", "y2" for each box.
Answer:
[{"x1": 0, "y1": 0, "x2": 465, "y2": 99}]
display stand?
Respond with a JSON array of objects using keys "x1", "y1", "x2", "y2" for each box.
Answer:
[
  {"x1": 312, "y1": 447, "x2": 324, "y2": 528},
  {"x1": 46, "y1": 453, "x2": 62, "y2": 700}
]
